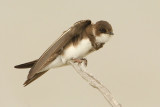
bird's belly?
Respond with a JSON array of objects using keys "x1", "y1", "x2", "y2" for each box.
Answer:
[
  {"x1": 42, "y1": 39, "x2": 92, "y2": 71},
  {"x1": 61, "y1": 38, "x2": 92, "y2": 62}
]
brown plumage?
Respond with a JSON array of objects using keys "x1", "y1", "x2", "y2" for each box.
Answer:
[
  {"x1": 94, "y1": 21, "x2": 113, "y2": 36},
  {"x1": 23, "y1": 70, "x2": 48, "y2": 86},
  {"x1": 15, "y1": 20, "x2": 92, "y2": 86},
  {"x1": 14, "y1": 20, "x2": 114, "y2": 86}
]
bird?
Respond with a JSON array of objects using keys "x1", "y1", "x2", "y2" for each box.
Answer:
[{"x1": 14, "y1": 20, "x2": 114, "y2": 86}]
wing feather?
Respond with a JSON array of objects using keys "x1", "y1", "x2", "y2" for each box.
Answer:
[
  {"x1": 23, "y1": 70, "x2": 48, "y2": 86},
  {"x1": 27, "y1": 20, "x2": 91, "y2": 79}
]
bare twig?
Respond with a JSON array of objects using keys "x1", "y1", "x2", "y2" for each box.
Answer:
[{"x1": 68, "y1": 60, "x2": 121, "y2": 107}]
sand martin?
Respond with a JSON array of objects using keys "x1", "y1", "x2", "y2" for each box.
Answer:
[{"x1": 15, "y1": 20, "x2": 114, "y2": 86}]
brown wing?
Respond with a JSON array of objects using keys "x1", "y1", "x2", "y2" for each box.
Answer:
[
  {"x1": 27, "y1": 20, "x2": 91, "y2": 81},
  {"x1": 23, "y1": 70, "x2": 48, "y2": 86}
]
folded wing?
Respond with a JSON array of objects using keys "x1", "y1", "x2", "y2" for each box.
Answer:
[{"x1": 24, "y1": 20, "x2": 91, "y2": 86}]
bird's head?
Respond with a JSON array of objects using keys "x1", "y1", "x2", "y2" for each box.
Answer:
[{"x1": 93, "y1": 20, "x2": 114, "y2": 43}]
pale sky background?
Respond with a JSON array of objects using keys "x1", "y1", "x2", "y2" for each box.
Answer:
[{"x1": 0, "y1": 0, "x2": 160, "y2": 107}]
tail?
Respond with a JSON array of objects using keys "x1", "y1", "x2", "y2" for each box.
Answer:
[
  {"x1": 14, "y1": 59, "x2": 48, "y2": 86},
  {"x1": 14, "y1": 60, "x2": 38, "y2": 69}
]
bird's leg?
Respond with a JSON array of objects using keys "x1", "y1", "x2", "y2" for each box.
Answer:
[{"x1": 71, "y1": 58, "x2": 87, "y2": 66}]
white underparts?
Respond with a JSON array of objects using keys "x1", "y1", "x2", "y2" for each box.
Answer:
[
  {"x1": 42, "y1": 38, "x2": 92, "y2": 71},
  {"x1": 61, "y1": 38, "x2": 92, "y2": 62},
  {"x1": 42, "y1": 28, "x2": 112, "y2": 71}
]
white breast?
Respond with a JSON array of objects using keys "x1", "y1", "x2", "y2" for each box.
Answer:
[
  {"x1": 61, "y1": 38, "x2": 92, "y2": 62},
  {"x1": 41, "y1": 38, "x2": 92, "y2": 71}
]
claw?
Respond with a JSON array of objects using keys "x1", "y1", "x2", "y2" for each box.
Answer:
[
  {"x1": 81, "y1": 58, "x2": 87, "y2": 66},
  {"x1": 72, "y1": 58, "x2": 87, "y2": 66}
]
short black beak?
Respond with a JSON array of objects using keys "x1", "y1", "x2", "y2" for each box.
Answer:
[{"x1": 110, "y1": 32, "x2": 114, "y2": 35}]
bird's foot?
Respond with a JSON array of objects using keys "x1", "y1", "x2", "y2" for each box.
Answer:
[{"x1": 72, "y1": 58, "x2": 87, "y2": 66}]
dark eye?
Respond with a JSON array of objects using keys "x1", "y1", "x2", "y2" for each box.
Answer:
[{"x1": 99, "y1": 28, "x2": 106, "y2": 33}]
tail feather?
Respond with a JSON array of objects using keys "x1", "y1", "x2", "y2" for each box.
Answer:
[
  {"x1": 14, "y1": 60, "x2": 38, "y2": 69},
  {"x1": 23, "y1": 70, "x2": 48, "y2": 87}
]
